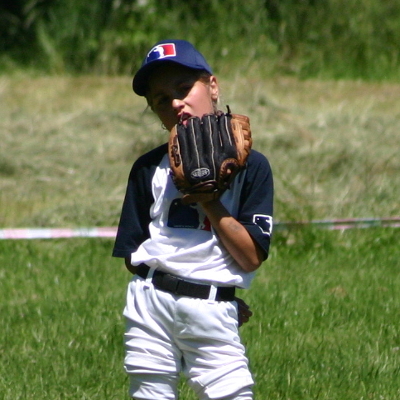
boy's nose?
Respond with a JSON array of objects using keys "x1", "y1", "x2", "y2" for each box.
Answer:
[{"x1": 172, "y1": 98, "x2": 185, "y2": 109}]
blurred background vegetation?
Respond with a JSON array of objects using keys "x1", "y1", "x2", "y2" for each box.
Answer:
[{"x1": 1, "y1": 0, "x2": 400, "y2": 81}]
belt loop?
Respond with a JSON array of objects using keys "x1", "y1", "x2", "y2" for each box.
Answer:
[
  {"x1": 208, "y1": 284, "x2": 217, "y2": 301},
  {"x1": 144, "y1": 267, "x2": 155, "y2": 289}
]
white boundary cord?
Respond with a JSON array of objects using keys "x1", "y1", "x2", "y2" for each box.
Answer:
[{"x1": 0, "y1": 227, "x2": 118, "y2": 240}]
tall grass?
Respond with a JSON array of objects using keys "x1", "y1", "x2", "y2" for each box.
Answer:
[
  {"x1": 1, "y1": 228, "x2": 399, "y2": 399},
  {"x1": 1, "y1": 0, "x2": 400, "y2": 80},
  {"x1": 269, "y1": 0, "x2": 400, "y2": 81}
]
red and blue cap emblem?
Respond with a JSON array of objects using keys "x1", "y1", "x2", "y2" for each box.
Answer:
[{"x1": 147, "y1": 43, "x2": 177, "y2": 61}]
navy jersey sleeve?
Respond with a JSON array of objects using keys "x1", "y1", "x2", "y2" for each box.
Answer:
[
  {"x1": 112, "y1": 144, "x2": 168, "y2": 258},
  {"x1": 238, "y1": 150, "x2": 274, "y2": 260}
]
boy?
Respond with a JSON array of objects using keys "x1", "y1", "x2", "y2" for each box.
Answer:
[{"x1": 113, "y1": 39, "x2": 274, "y2": 400}]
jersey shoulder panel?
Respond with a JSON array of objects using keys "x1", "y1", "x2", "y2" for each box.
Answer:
[
  {"x1": 112, "y1": 143, "x2": 168, "y2": 258},
  {"x1": 246, "y1": 149, "x2": 272, "y2": 174},
  {"x1": 132, "y1": 143, "x2": 168, "y2": 171}
]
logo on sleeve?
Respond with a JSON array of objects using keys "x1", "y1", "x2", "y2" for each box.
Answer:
[{"x1": 253, "y1": 214, "x2": 273, "y2": 236}]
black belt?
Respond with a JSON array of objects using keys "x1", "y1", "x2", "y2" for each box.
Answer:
[{"x1": 136, "y1": 264, "x2": 235, "y2": 302}]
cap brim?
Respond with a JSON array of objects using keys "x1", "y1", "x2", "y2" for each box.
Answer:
[{"x1": 132, "y1": 61, "x2": 165, "y2": 96}]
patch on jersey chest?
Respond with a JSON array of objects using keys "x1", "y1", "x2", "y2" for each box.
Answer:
[
  {"x1": 167, "y1": 199, "x2": 211, "y2": 231},
  {"x1": 253, "y1": 214, "x2": 273, "y2": 236}
]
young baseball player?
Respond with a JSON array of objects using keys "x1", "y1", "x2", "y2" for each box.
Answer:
[{"x1": 113, "y1": 39, "x2": 274, "y2": 400}]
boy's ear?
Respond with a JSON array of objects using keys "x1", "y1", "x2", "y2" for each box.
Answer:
[
  {"x1": 146, "y1": 97, "x2": 155, "y2": 112},
  {"x1": 209, "y1": 76, "x2": 219, "y2": 101}
]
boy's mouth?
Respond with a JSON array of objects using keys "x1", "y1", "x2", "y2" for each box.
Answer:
[{"x1": 178, "y1": 113, "x2": 191, "y2": 125}]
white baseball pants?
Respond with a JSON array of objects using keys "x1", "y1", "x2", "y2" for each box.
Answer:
[{"x1": 123, "y1": 276, "x2": 254, "y2": 400}]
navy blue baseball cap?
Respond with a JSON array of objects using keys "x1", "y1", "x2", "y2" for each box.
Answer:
[{"x1": 132, "y1": 39, "x2": 213, "y2": 96}]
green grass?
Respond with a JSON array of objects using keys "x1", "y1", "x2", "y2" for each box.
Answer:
[
  {"x1": 1, "y1": 229, "x2": 399, "y2": 399},
  {"x1": 0, "y1": 239, "x2": 128, "y2": 399}
]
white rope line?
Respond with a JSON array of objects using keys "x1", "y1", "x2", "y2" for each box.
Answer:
[
  {"x1": 0, "y1": 227, "x2": 118, "y2": 240},
  {"x1": 273, "y1": 217, "x2": 400, "y2": 231}
]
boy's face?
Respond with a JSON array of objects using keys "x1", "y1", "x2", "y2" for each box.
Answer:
[{"x1": 146, "y1": 63, "x2": 219, "y2": 131}]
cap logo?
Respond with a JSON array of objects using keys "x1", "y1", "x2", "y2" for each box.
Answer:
[{"x1": 147, "y1": 43, "x2": 177, "y2": 62}]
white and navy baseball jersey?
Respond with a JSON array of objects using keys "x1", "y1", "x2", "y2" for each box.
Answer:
[{"x1": 113, "y1": 143, "x2": 273, "y2": 289}]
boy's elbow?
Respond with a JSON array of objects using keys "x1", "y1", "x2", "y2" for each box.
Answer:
[
  {"x1": 239, "y1": 247, "x2": 265, "y2": 272},
  {"x1": 247, "y1": 237, "x2": 271, "y2": 271}
]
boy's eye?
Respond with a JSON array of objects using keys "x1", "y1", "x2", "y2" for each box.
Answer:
[
  {"x1": 151, "y1": 80, "x2": 196, "y2": 109},
  {"x1": 178, "y1": 83, "x2": 193, "y2": 97},
  {"x1": 154, "y1": 95, "x2": 169, "y2": 107}
]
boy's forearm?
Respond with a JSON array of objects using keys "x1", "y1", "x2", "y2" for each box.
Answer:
[{"x1": 200, "y1": 199, "x2": 264, "y2": 272}]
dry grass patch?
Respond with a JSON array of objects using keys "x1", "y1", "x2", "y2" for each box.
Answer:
[{"x1": 1, "y1": 75, "x2": 399, "y2": 227}]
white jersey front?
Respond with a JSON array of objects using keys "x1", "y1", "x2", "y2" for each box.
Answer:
[{"x1": 131, "y1": 154, "x2": 250, "y2": 287}]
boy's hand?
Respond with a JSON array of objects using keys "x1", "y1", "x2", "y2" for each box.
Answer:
[{"x1": 235, "y1": 296, "x2": 253, "y2": 327}]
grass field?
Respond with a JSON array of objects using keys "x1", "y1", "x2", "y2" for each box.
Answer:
[
  {"x1": 0, "y1": 228, "x2": 399, "y2": 399},
  {"x1": 1, "y1": 74, "x2": 399, "y2": 399}
]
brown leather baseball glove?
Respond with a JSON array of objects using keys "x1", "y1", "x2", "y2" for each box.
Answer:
[{"x1": 168, "y1": 109, "x2": 252, "y2": 204}]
